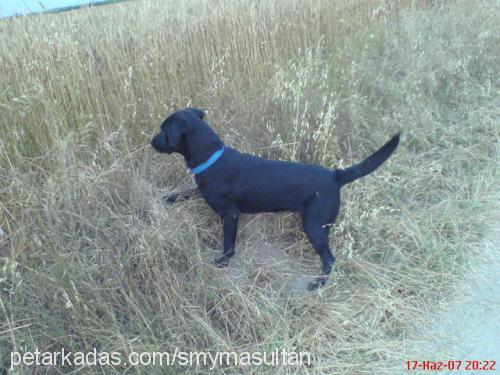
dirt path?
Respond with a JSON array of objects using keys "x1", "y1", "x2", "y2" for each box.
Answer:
[{"x1": 402, "y1": 222, "x2": 499, "y2": 374}]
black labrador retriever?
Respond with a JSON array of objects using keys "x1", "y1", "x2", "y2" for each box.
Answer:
[{"x1": 151, "y1": 108, "x2": 399, "y2": 290}]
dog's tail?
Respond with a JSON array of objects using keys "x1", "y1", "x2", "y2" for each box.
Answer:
[{"x1": 335, "y1": 133, "x2": 400, "y2": 187}]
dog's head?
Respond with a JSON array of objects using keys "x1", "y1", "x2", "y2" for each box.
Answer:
[{"x1": 151, "y1": 108, "x2": 205, "y2": 154}]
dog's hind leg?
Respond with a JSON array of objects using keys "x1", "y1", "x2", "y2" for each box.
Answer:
[
  {"x1": 302, "y1": 199, "x2": 339, "y2": 291},
  {"x1": 215, "y1": 208, "x2": 239, "y2": 268},
  {"x1": 304, "y1": 225, "x2": 335, "y2": 291}
]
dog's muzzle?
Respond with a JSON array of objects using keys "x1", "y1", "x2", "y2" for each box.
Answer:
[{"x1": 151, "y1": 134, "x2": 172, "y2": 154}]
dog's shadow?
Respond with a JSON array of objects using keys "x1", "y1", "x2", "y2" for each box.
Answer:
[{"x1": 224, "y1": 214, "x2": 319, "y2": 294}]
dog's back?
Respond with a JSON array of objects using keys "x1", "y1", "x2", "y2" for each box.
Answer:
[{"x1": 196, "y1": 134, "x2": 399, "y2": 215}]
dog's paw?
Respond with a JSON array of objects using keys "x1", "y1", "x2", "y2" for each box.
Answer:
[
  {"x1": 214, "y1": 256, "x2": 230, "y2": 268},
  {"x1": 166, "y1": 195, "x2": 178, "y2": 203},
  {"x1": 162, "y1": 194, "x2": 178, "y2": 203},
  {"x1": 307, "y1": 277, "x2": 327, "y2": 291}
]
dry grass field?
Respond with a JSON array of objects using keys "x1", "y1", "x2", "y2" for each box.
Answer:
[{"x1": 0, "y1": 0, "x2": 499, "y2": 373}]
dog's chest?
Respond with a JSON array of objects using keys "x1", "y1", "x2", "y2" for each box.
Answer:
[{"x1": 195, "y1": 176, "x2": 231, "y2": 210}]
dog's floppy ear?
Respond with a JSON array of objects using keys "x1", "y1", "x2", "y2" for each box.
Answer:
[
  {"x1": 186, "y1": 108, "x2": 205, "y2": 119},
  {"x1": 166, "y1": 117, "x2": 187, "y2": 149}
]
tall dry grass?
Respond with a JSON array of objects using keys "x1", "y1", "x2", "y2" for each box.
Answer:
[{"x1": 0, "y1": 0, "x2": 499, "y2": 373}]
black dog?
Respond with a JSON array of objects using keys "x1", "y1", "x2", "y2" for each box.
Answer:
[{"x1": 151, "y1": 108, "x2": 399, "y2": 290}]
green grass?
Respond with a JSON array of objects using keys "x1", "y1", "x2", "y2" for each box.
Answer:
[{"x1": 0, "y1": 0, "x2": 499, "y2": 373}]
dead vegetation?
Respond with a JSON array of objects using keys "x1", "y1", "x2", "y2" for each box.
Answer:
[{"x1": 0, "y1": 0, "x2": 499, "y2": 373}]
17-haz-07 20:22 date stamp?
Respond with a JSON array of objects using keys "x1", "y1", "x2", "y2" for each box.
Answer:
[{"x1": 406, "y1": 360, "x2": 496, "y2": 371}]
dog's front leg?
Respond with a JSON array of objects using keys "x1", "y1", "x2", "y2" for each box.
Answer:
[
  {"x1": 215, "y1": 209, "x2": 239, "y2": 268},
  {"x1": 162, "y1": 187, "x2": 197, "y2": 203}
]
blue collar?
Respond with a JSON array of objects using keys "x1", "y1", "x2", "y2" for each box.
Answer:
[{"x1": 190, "y1": 147, "x2": 225, "y2": 175}]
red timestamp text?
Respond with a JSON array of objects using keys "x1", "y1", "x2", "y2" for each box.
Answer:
[{"x1": 406, "y1": 360, "x2": 496, "y2": 371}]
